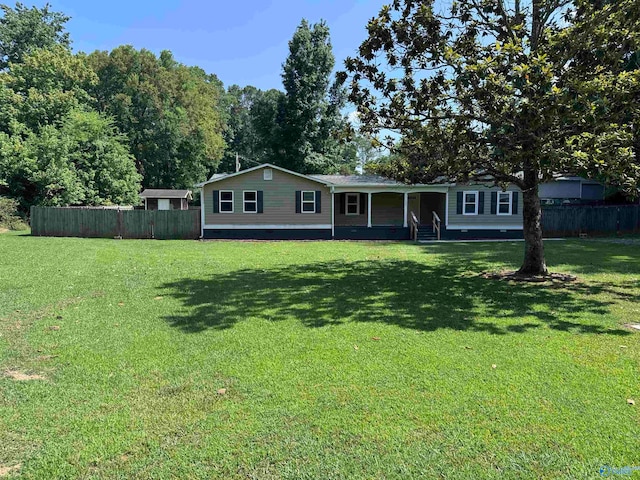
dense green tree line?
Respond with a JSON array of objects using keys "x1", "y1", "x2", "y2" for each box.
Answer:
[{"x1": 0, "y1": 4, "x2": 360, "y2": 213}]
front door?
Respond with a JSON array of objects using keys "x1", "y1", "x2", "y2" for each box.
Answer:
[{"x1": 419, "y1": 193, "x2": 446, "y2": 225}]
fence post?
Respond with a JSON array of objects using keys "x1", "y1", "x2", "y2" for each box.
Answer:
[
  {"x1": 117, "y1": 209, "x2": 123, "y2": 239},
  {"x1": 617, "y1": 207, "x2": 620, "y2": 234}
]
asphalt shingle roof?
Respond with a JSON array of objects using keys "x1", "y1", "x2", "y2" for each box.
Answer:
[
  {"x1": 309, "y1": 174, "x2": 403, "y2": 186},
  {"x1": 139, "y1": 189, "x2": 192, "y2": 199}
]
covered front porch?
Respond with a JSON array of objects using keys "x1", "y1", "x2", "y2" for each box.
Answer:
[{"x1": 330, "y1": 188, "x2": 447, "y2": 240}]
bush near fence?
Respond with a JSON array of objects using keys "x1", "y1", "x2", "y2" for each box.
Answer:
[
  {"x1": 30, "y1": 207, "x2": 200, "y2": 240},
  {"x1": 542, "y1": 205, "x2": 640, "y2": 237}
]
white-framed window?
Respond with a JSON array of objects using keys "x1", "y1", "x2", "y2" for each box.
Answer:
[
  {"x1": 263, "y1": 168, "x2": 273, "y2": 181},
  {"x1": 302, "y1": 191, "x2": 316, "y2": 213},
  {"x1": 219, "y1": 190, "x2": 234, "y2": 213},
  {"x1": 157, "y1": 198, "x2": 171, "y2": 211},
  {"x1": 463, "y1": 191, "x2": 479, "y2": 215},
  {"x1": 243, "y1": 190, "x2": 257, "y2": 213},
  {"x1": 497, "y1": 191, "x2": 513, "y2": 215},
  {"x1": 346, "y1": 193, "x2": 360, "y2": 215}
]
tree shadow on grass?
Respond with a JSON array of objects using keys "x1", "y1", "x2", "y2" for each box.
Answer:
[
  {"x1": 417, "y1": 240, "x2": 640, "y2": 276},
  {"x1": 160, "y1": 259, "x2": 633, "y2": 336}
]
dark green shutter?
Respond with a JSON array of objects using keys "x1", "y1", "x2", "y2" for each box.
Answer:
[
  {"x1": 339, "y1": 193, "x2": 346, "y2": 214},
  {"x1": 478, "y1": 191, "x2": 485, "y2": 214},
  {"x1": 359, "y1": 193, "x2": 366, "y2": 215},
  {"x1": 512, "y1": 191, "x2": 518, "y2": 215},
  {"x1": 212, "y1": 190, "x2": 219, "y2": 213},
  {"x1": 295, "y1": 191, "x2": 301, "y2": 213},
  {"x1": 456, "y1": 192, "x2": 463, "y2": 214},
  {"x1": 257, "y1": 191, "x2": 263, "y2": 213},
  {"x1": 491, "y1": 192, "x2": 498, "y2": 214},
  {"x1": 315, "y1": 191, "x2": 321, "y2": 213}
]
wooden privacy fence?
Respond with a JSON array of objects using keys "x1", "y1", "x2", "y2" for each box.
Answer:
[
  {"x1": 542, "y1": 205, "x2": 640, "y2": 236},
  {"x1": 31, "y1": 207, "x2": 200, "y2": 239}
]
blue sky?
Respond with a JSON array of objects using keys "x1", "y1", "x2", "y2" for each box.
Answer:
[{"x1": 29, "y1": 0, "x2": 388, "y2": 91}]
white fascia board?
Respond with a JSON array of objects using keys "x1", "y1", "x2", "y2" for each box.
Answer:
[{"x1": 204, "y1": 224, "x2": 332, "y2": 230}]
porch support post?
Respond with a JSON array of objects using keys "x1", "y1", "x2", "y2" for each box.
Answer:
[
  {"x1": 367, "y1": 192, "x2": 372, "y2": 228},
  {"x1": 331, "y1": 188, "x2": 335, "y2": 238},
  {"x1": 199, "y1": 187, "x2": 205, "y2": 239},
  {"x1": 403, "y1": 192, "x2": 408, "y2": 228}
]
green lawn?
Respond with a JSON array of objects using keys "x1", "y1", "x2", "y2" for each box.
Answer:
[{"x1": 1, "y1": 232, "x2": 639, "y2": 479}]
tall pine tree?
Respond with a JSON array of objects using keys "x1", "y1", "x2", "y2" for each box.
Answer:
[{"x1": 277, "y1": 20, "x2": 355, "y2": 174}]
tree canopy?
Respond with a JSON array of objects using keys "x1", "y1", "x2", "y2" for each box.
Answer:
[
  {"x1": 87, "y1": 47, "x2": 227, "y2": 190},
  {"x1": 0, "y1": 46, "x2": 141, "y2": 209},
  {"x1": 342, "y1": 0, "x2": 640, "y2": 274},
  {"x1": 0, "y1": 2, "x2": 70, "y2": 69},
  {"x1": 218, "y1": 20, "x2": 359, "y2": 175}
]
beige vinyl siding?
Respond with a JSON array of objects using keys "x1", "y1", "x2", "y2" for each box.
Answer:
[
  {"x1": 447, "y1": 184, "x2": 523, "y2": 228},
  {"x1": 204, "y1": 168, "x2": 331, "y2": 226},
  {"x1": 372, "y1": 193, "x2": 404, "y2": 226},
  {"x1": 334, "y1": 192, "x2": 405, "y2": 226},
  {"x1": 334, "y1": 193, "x2": 367, "y2": 226}
]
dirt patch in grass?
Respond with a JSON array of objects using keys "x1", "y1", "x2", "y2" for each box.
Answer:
[
  {"x1": 4, "y1": 370, "x2": 45, "y2": 381},
  {"x1": 481, "y1": 271, "x2": 577, "y2": 283},
  {"x1": 36, "y1": 354, "x2": 58, "y2": 361},
  {"x1": 0, "y1": 464, "x2": 21, "y2": 477},
  {"x1": 0, "y1": 228, "x2": 8, "y2": 234}
]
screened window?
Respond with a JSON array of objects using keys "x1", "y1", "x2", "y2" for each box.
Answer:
[
  {"x1": 263, "y1": 168, "x2": 273, "y2": 180},
  {"x1": 497, "y1": 191, "x2": 512, "y2": 215},
  {"x1": 346, "y1": 193, "x2": 359, "y2": 215},
  {"x1": 302, "y1": 191, "x2": 316, "y2": 213},
  {"x1": 219, "y1": 191, "x2": 234, "y2": 213},
  {"x1": 463, "y1": 191, "x2": 478, "y2": 215},
  {"x1": 243, "y1": 191, "x2": 257, "y2": 213}
]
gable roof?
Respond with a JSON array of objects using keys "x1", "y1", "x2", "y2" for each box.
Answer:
[
  {"x1": 140, "y1": 189, "x2": 192, "y2": 199},
  {"x1": 195, "y1": 163, "x2": 333, "y2": 187},
  {"x1": 195, "y1": 163, "x2": 456, "y2": 189}
]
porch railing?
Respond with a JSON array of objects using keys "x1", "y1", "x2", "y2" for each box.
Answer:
[
  {"x1": 410, "y1": 211, "x2": 419, "y2": 242},
  {"x1": 432, "y1": 211, "x2": 441, "y2": 241}
]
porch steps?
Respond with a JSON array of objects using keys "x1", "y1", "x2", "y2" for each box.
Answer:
[{"x1": 416, "y1": 225, "x2": 438, "y2": 241}]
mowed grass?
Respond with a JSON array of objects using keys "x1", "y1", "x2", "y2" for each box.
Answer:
[{"x1": 0, "y1": 232, "x2": 639, "y2": 479}]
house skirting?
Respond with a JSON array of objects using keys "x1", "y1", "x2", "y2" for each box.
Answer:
[
  {"x1": 203, "y1": 228, "x2": 332, "y2": 240},
  {"x1": 441, "y1": 228, "x2": 523, "y2": 240},
  {"x1": 334, "y1": 226, "x2": 410, "y2": 240}
]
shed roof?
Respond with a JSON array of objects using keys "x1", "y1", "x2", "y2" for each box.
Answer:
[{"x1": 140, "y1": 189, "x2": 192, "y2": 199}]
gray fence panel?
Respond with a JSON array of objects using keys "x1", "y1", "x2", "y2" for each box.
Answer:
[
  {"x1": 542, "y1": 205, "x2": 640, "y2": 236},
  {"x1": 31, "y1": 206, "x2": 118, "y2": 237},
  {"x1": 31, "y1": 207, "x2": 200, "y2": 239}
]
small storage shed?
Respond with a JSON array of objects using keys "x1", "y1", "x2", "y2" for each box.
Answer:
[
  {"x1": 140, "y1": 189, "x2": 192, "y2": 210},
  {"x1": 539, "y1": 176, "x2": 605, "y2": 205}
]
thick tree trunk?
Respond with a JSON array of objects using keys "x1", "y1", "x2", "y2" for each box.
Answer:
[{"x1": 518, "y1": 181, "x2": 548, "y2": 275}]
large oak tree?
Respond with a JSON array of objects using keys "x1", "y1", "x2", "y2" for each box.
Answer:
[{"x1": 341, "y1": 0, "x2": 640, "y2": 274}]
